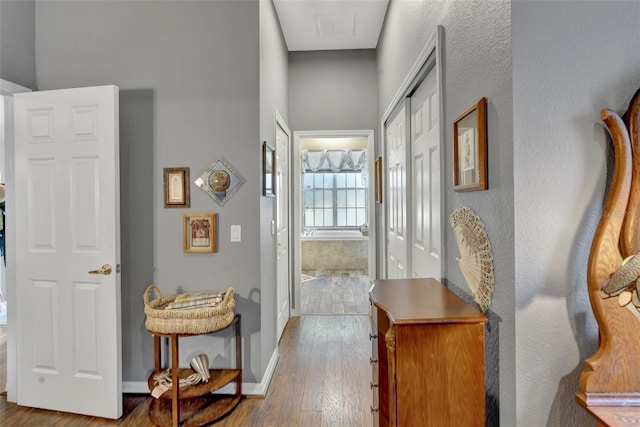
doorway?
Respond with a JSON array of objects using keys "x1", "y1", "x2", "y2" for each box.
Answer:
[
  {"x1": 275, "y1": 113, "x2": 291, "y2": 341},
  {"x1": 0, "y1": 95, "x2": 5, "y2": 395},
  {"x1": 292, "y1": 130, "x2": 375, "y2": 316},
  {"x1": 0, "y1": 79, "x2": 31, "y2": 399}
]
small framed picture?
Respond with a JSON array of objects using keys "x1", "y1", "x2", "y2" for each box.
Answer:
[
  {"x1": 163, "y1": 167, "x2": 190, "y2": 208},
  {"x1": 263, "y1": 142, "x2": 276, "y2": 197},
  {"x1": 183, "y1": 213, "x2": 217, "y2": 253},
  {"x1": 453, "y1": 97, "x2": 487, "y2": 192},
  {"x1": 375, "y1": 156, "x2": 383, "y2": 203}
]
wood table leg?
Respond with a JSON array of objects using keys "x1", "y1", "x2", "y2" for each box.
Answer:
[
  {"x1": 154, "y1": 335, "x2": 161, "y2": 372},
  {"x1": 171, "y1": 334, "x2": 179, "y2": 427},
  {"x1": 235, "y1": 314, "x2": 242, "y2": 397}
]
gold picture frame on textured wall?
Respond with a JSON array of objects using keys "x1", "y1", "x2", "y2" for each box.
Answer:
[
  {"x1": 453, "y1": 97, "x2": 487, "y2": 192},
  {"x1": 183, "y1": 213, "x2": 217, "y2": 253}
]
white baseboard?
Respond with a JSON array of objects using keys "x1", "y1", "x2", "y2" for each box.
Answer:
[
  {"x1": 123, "y1": 347, "x2": 279, "y2": 397},
  {"x1": 247, "y1": 346, "x2": 278, "y2": 395}
]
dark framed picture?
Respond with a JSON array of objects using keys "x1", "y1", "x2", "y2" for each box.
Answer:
[
  {"x1": 453, "y1": 97, "x2": 487, "y2": 192},
  {"x1": 263, "y1": 141, "x2": 275, "y2": 197},
  {"x1": 163, "y1": 167, "x2": 190, "y2": 208},
  {"x1": 375, "y1": 156, "x2": 383, "y2": 203},
  {"x1": 183, "y1": 213, "x2": 217, "y2": 253}
]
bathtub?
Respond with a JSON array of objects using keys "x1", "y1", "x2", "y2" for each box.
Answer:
[
  {"x1": 301, "y1": 230, "x2": 368, "y2": 271},
  {"x1": 301, "y1": 229, "x2": 366, "y2": 240}
]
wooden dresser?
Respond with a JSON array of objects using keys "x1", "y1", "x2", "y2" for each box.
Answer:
[{"x1": 369, "y1": 278, "x2": 487, "y2": 427}]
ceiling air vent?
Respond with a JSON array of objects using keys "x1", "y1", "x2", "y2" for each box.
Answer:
[{"x1": 316, "y1": 14, "x2": 355, "y2": 37}]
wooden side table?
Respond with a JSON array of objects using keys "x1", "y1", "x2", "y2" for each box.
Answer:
[{"x1": 147, "y1": 314, "x2": 242, "y2": 426}]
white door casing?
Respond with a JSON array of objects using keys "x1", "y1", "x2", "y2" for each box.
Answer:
[
  {"x1": 385, "y1": 102, "x2": 410, "y2": 279},
  {"x1": 275, "y1": 115, "x2": 291, "y2": 341},
  {"x1": 14, "y1": 86, "x2": 122, "y2": 418},
  {"x1": 1, "y1": 78, "x2": 31, "y2": 402},
  {"x1": 411, "y1": 68, "x2": 441, "y2": 279}
]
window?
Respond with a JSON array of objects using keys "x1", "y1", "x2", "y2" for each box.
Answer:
[{"x1": 303, "y1": 171, "x2": 367, "y2": 228}]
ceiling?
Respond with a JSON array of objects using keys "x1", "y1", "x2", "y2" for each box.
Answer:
[{"x1": 273, "y1": 0, "x2": 389, "y2": 51}]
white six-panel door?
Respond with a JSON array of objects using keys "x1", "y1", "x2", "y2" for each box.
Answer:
[
  {"x1": 14, "y1": 86, "x2": 122, "y2": 419},
  {"x1": 276, "y1": 118, "x2": 291, "y2": 341},
  {"x1": 411, "y1": 69, "x2": 441, "y2": 279},
  {"x1": 385, "y1": 102, "x2": 410, "y2": 279}
]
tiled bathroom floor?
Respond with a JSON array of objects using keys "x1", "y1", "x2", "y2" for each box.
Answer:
[{"x1": 301, "y1": 270, "x2": 370, "y2": 315}]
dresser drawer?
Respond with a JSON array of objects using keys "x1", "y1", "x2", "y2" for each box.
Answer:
[
  {"x1": 376, "y1": 316, "x2": 390, "y2": 425},
  {"x1": 370, "y1": 300, "x2": 379, "y2": 373},
  {"x1": 370, "y1": 297, "x2": 380, "y2": 426},
  {"x1": 370, "y1": 337, "x2": 379, "y2": 407},
  {"x1": 371, "y1": 384, "x2": 379, "y2": 427},
  {"x1": 369, "y1": 300, "x2": 378, "y2": 331}
]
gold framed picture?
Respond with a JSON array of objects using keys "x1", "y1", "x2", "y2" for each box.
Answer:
[
  {"x1": 163, "y1": 167, "x2": 190, "y2": 208},
  {"x1": 183, "y1": 213, "x2": 217, "y2": 253},
  {"x1": 453, "y1": 97, "x2": 487, "y2": 192}
]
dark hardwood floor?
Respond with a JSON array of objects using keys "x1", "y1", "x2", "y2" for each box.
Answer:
[
  {"x1": 0, "y1": 315, "x2": 372, "y2": 426},
  {"x1": 301, "y1": 270, "x2": 370, "y2": 315}
]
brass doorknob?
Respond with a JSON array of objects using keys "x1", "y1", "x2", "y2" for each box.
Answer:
[{"x1": 88, "y1": 264, "x2": 112, "y2": 276}]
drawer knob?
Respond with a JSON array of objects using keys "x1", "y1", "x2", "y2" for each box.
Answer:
[
  {"x1": 370, "y1": 381, "x2": 378, "y2": 389},
  {"x1": 369, "y1": 333, "x2": 377, "y2": 340},
  {"x1": 371, "y1": 406, "x2": 379, "y2": 413},
  {"x1": 369, "y1": 357, "x2": 378, "y2": 365}
]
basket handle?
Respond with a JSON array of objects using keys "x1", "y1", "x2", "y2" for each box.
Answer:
[
  {"x1": 223, "y1": 287, "x2": 234, "y2": 304},
  {"x1": 144, "y1": 284, "x2": 161, "y2": 306}
]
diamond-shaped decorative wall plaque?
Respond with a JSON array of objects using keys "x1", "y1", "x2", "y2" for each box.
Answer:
[{"x1": 194, "y1": 158, "x2": 245, "y2": 206}]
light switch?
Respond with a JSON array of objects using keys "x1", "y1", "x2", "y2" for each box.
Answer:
[{"x1": 231, "y1": 225, "x2": 241, "y2": 242}]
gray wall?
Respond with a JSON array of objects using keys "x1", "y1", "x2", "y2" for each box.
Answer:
[
  {"x1": 288, "y1": 49, "x2": 378, "y2": 132},
  {"x1": 259, "y1": 0, "x2": 289, "y2": 379},
  {"x1": 13, "y1": 1, "x2": 640, "y2": 423},
  {"x1": 34, "y1": 0, "x2": 264, "y2": 382},
  {"x1": 0, "y1": 0, "x2": 36, "y2": 89},
  {"x1": 287, "y1": 49, "x2": 378, "y2": 278},
  {"x1": 514, "y1": 2, "x2": 640, "y2": 426},
  {"x1": 377, "y1": 2, "x2": 513, "y2": 426}
]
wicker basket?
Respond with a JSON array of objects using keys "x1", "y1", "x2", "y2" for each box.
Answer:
[{"x1": 143, "y1": 284, "x2": 235, "y2": 335}]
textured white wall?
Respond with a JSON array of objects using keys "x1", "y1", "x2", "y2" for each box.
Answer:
[
  {"x1": 513, "y1": 1, "x2": 640, "y2": 426},
  {"x1": 377, "y1": 2, "x2": 513, "y2": 425}
]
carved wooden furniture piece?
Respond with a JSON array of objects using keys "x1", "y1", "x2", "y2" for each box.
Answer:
[
  {"x1": 576, "y1": 88, "x2": 640, "y2": 425},
  {"x1": 147, "y1": 314, "x2": 242, "y2": 427},
  {"x1": 369, "y1": 278, "x2": 487, "y2": 426}
]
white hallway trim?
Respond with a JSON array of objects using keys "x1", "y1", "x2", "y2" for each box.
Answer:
[
  {"x1": 123, "y1": 347, "x2": 279, "y2": 396},
  {"x1": 1, "y1": 78, "x2": 32, "y2": 403}
]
